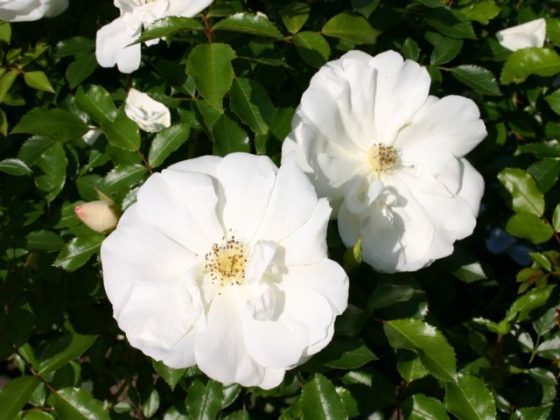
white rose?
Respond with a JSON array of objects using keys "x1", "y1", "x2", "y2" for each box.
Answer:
[
  {"x1": 101, "y1": 153, "x2": 349, "y2": 388},
  {"x1": 0, "y1": 0, "x2": 68, "y2": 22},
  {"x1": 283, "y1": 50, "x2": 486, "y2": 273},
  {"x1": 496, "y1": 18, "x2": 546, "y2": 51},
  {"x1": 95, "y1": 0, "x2": 214, "y2": 73},
  {"x1": 125, "y1": 88, "x2": 171, "y2": 132}
]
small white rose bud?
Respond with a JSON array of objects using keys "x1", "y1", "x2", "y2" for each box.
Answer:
[
  {"x1": 75, "y1": 201, "x2": 119, "y2": 233},
  {"x1": 496, "y1": 18, "x2": 547, "y2": 51},
  {"x1": 124, "y1": 88, "x2": 171, "y2": 133}
]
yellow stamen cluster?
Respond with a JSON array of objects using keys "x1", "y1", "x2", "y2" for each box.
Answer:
[
  {"x1": 368, "y1": 143, "x2": 398, "y2": 175},
  {"x1": 204, "y1": 237, "x2": 248, "y2": 288}
]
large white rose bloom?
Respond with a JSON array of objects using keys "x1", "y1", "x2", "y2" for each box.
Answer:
[
  {"x1": 96, "y1": 0, "x2": 213, "y2": 73},
  {"x1": 496, "y1": 18, "x2": 546, "y2": 51},
  {"x1": 283, "y1": 50, "x2": 486, "y2": 273},
  {"x1": 0, "y1": 0, "x2": 68, "y2": 22},
  {"x1": 101, "y1": 153, "x2": 349, "y2": 388}
]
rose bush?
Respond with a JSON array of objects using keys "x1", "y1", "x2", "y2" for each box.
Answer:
[{"x1": 1, "y1": 0, "x2": 559, "y2": 419}]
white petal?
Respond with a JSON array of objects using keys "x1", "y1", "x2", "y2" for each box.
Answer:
[
  {"x1": 160, "y1": 332, "x2": 197, "y2": 369},
  {"x1": 337, "y1": 201, "x2": 361, "y2": 248},
  {"x1": 395, "y1": 95, "x2": 487, "y2": 158},
  {"x1": 43, "y1": 0, "x2": 68, "y2": 17},
  {"x1": 166, "y1": 0, "x2": 213, "y2": 17},
  {"x1": 245, "y1": 241, "x2": 278, "y2": 285},
  {"x1": 95, "y1": 17, "x2": 141, "y2": 73},
  {"x1": 168, "y1": 155, "x2": 222, "y2": 178},
  {"x1": 284, "y1": 259, "x2": 349, "y2": 315},
  {"x1": 135, "y1": 169, "x2": 224, "y2": 255},
  {"x1": 195, "y1": 292, "x2": 265, "y2": 387},
  {"x1": 216, "y1": 153, "x2": 277, "y2": 242},
  {"x1": 255, "y1": 155, "x2": 318, "y2": 241},
  {"x1": 125, "y1": 88, "x2": 171, "y2": 132},
  {"x1": 258, "y1": 368, "x2": 285, "y2": 390},
  {"x1": 457, "y1": 158, "x2": 485, "y2": 216},
  {"x1": 280, "y1": 199, "x2": 331, "y2": 266},
  {"x1": 496, "y1": 18, "x2": 547, "y2": 51}
]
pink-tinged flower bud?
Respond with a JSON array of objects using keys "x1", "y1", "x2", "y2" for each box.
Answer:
[{"x1": 75, "y1": 201, "x2": 118, "y2": 233}]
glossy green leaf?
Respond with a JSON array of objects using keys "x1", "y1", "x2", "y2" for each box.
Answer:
[
  {"x1": 397, "y1": 351, "x2": 429, "y2": 382},
  {"x1": 423, "y1": 8, "x2": 476, "y2": 40},
  {"x1": 230, "y1": 78, "x2": 274, "y2": 135},
  {"x1": 501, "y1": 48, "x2": 560, "y2": 84},
  {"x1": 48, "y1": 387, "x2": 109, "y2": 420},
  {"x1": 187, "y1": 43, "x2": 236, "y2": 111},
  {"x1": 0, "y1": 21, "x2": 11, "y2": 43},
  {"x1": 280, "y1": 2, "x2": 310, "y2": 34},
  {"x1": 185, "y1": 379, "x2": 224, "y2": 420},
  {"x1": 301, "y1": 374, "x2": 348, "y2": 420},
  {"x1": 139, "y1": 16, "x2": 203, "y2": 43},
  {"x1": 152, "y1": 360, "x2": 186, "y2": 391},
  {"x1": 148, "y1": 123, "x2": 191, "y2": 168},
  {"x1": 384, "y1": 319, "x2": 457, "y2": 382},
  {"x1": 53, "y1": 234, "x2": 104, "y2": 272},
  {"x1": 449, "y1": 65, "x2": 501, "y2": 96},
  {"x1": 25, "y1": 230, "x2": 64, "y2": 252},
  {"x1": 35, "y1": 142, "x2": 67, "y2": 202},
  {"x1": 505, "y1": 212, "x2": 554, "y2": 244},
  {"x1": 316, "y1": 337, "x2": 377, "y2": 370},
  {"x1": 66, "y1": 54, "x2": 96, "y2": 89},
  {"x1": 0, "y1": 376, "x2": 40, "y2": 420},
  {"x1": 102, "y1": 164, "x2": 147, "y2": 194},
  {"x1": 38, "y1": 334, "x2": 97, "y2": 375},
  {"x1": 293, "y1": 31, "x2": 331, "y2": 68},
  {"x1": 23, "y1": 71, "x2": 55, "y2": 93},
  {"x1": 13, "y1": 108, "x2": 88, "y2": 142},
  {"x1": 101, "y1": 110, "x2": 140, "y2": 152},
  {"x1": 212, "y1": 114, "x2": 250, "y2": 156},
  {"x1": 527, "y1": 158, "x2": 560, "y2": 193},
  {"x1": 426, "y1": 32, "x2": 462, "y2": 66},
  {"x1": 405, "y1": 394, "x2": 449, "y2": 420},
  {"x1": 506, "y1": 285, "x2": 555, "y2": 323},
  {"x1": 322, "y1": 12, "x2": 379, "y2": 45},
  {"x1": 545, "y1": 89, "x2": 560, "y2": 115},
  {"x1": 213, "y1": 13, "x2": 283, "y2": 39},
  {"x1": 0, "y1": 69, "x2": 18, "y2": 103},
  {"x1": 75, "y1": 85, "x2": 117, "y2": 125},
  {"x1": 498, "y1": 168, "x2": 545, "y2": 217},
  {"x1": 536, "y1": 332, "x2": 560, "y2": 360},
  {"x1": 0, "y1": 158, "x2": 32, "y2": 176},
  {"x1": 445, "y1": 374, "x2": 496, "y2": 420},
  {"x1": 461, "y1": 1, "x2": 500, "y2": 24}
]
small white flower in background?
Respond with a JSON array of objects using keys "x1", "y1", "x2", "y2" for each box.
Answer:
[
  {"x1": 0, "y1": 0, "x2": 68, "y2": 22},
  {"x1": 125, "y1": 88, "x2": 171, "y2": 132},
  {"x1": 496, "y1": 18, "x2": 547, "y2": 51},
  {"x1": 283, "y1": 50, "x2": 486, "y2": 273},
  {"x1": 75, "y1": 201, "x2": 119, "y2": 233},
  {"x1": 96, "y1": 0, "x2": 214, "y2": 73},
  {"x1": 101, "y1": 153, "x2": 348, "y2": 388}
]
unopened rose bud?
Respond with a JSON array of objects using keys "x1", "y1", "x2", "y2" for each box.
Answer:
[{"x1": 75, "y1": 201, "x2": 119, "y2": 233}]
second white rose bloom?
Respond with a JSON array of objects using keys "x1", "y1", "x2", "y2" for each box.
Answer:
[
  {"x1": 496, "y1": 18, "x2": 547, "y2": 51},
  {"x1": 0, "y1": 0, "x2": 68, "y2": 22},
  {"x1": 125, "y1": 89, "x2": 171, "y2": 133},
  {"x1": 283, "y1": 50, "x2": 486, "y2": 273},
  {"x1": 101, "y1": 153, "x2": 348, "y2": 388}
]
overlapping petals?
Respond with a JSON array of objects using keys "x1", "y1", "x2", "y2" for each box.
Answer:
[
  {"x1": 283, "y1": 50, "x2": 486, "y2": 272},
  {"x1": 101, "y1": 153, "x2": 348, "y2": 388},
  {"x1": 0, "y1": 0, "x2": 68, "y2": 22}
]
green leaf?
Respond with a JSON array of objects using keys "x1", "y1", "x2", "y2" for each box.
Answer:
[
  {"x1": 38, "y1": 334, "x2": 97, "y2": 375},
  {"x1": 397, "y1": 351, "x2": 429, "y2": 382},
  {"x1": 148, "y1": 123, "x2": 191, "y2": 168},
  {"x1": 545, "y1": 89, "x2": 560, "y2": 115},
  {"x1": 501, "y1": 48, "x2": 560, "y2": 84},
  {"x1": 553, "y1": 204, "x2": 560, "y2": 232},
  {"x1": 426, "y1": 32, "x2": 462, "y2": 66},
  {"x1": 536, "y1": 332, "x2": 560, "y2": 360},
  {"x1": 213, "y1": 13, "x2": 283, "y2": 39},
  {"x1": 368, "y1": 276, "x2": 422, "y2": 310},
  {"x1": 53, "y1": 234, "x2": 104, "y2": 272},
  {"x1": 445, "y1": 374, "x2": 496, "y2": 420},
  {"x1": 505, "y1": 213, "x2": 554, "y2": 244},
  {"x1": 316, "y1": 337, "x2": 377, "y2": 370},
  {"x1": 0, "y1": 21, "x2": 11, "y2": 43},
  {"x1": 185, "y1": 379, "x2": 224, "y2": 420},
  {"x1": 506, "y1": 285, "x2": 555, "y2": 323},
  {"x1": 187, "y1": 43, "x2": 236, "y2": 111},
  {"x1": 351, "y1": 0, "x2": 380, "y2": 18},
  {"x1": 0, "y1": 69, "x2": 18, "y2": 103},
  {"x1": 0, "y1": 158, "x2": 32, "y2": 176},
  {"x1": 12, "y1": 108, "x2": 88, "y2": 142},
  {"x1": 423, "y1": 8, "x2": 476, "y2": 40},
  {"x1": 384, "y1": 319, "x2": 457, "y2": 382},
  {"x1": 293, "y1": 31, "x2": 331, "y2": 68},
  {"x1": 322, "y1": 12, "x2": 379, "y2": 45},
  {"x1": 23, "y1": 71, "x2": 55, "y2": 93},
  {"x1": 56, "y1": 36, "x2": 94, "y2": 57},
  {"x1": 75, "y1": 85, "x2": 117, "y2": 125},
  {"x1": 35, "y1": 142, "x2": 67, "y2": 202},
  {"x1": 512, "y1": 405, "x2": 553, "y2": 420},
  {"x1": 152, "y1": 360, "x2": 186, "y2": 391},
  {"x1": 402, "y1": 37, "x2": 420, "y2": 61},
  {"x1": 101, "y1": 110, "x2": 140, "y2": 152},
  {"x1": 102, "y1": 164, "x2": 147, "y2": 194},
  {"x1": 0, "y1": 376, "x2": 40, "y2": 420},
  {"x1": 449, "y1": 65, "x2": 501, "y2": 96},
  {"x1": 26, "y1": 230, "x2": 64, "y2": 252},
  {"x1": 460, "y1": 0, "x2": 500, "y2": 25},
  {"x1": 138, "y1": 17, "x2": 203, "y2": 43},
  {"x1": 48, "y1": 387, "x2": 109, "y2": 420},
  {"x1": 498, "y1": 168, "x2": 545, "y2": 217},
  {"x1": 405, "y1": 394, "x2": 449, "y2": 420},
  {"x1": 301, "y1": 374, "x2": 348, "y2": 420},
  {"x1": 230, "y1": 78, "x2": 274, "y2": 135},
  {"x1": 528, "y1": 159, "x2": 560, "y2": 193},
  {"x1": 280, "y1": 2, "x2": 310, "y2": 34},
  {"x1": 212, "y1": 114, "x2": 250, "y2": 156},
  {"x1": 66, "y1": 53, "x2": 96, "y2": 89}
]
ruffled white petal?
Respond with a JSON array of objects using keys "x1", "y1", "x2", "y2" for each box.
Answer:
[
  {"x1": 125, "y1": 88, "x2": 171, "y2": 133},
  {"x1": 496, "y1": 18, "x2": 547, "y2": 51},
  {"x1": 166, "y1": 0, "x2": 213, "y2": 17},
  {"x1": 95, "y1": 17, "x2": 142, "y2": 74}
]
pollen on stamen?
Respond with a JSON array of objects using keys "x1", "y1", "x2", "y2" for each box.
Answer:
[
  {"x1": 368, "y1": 143, "x2": 398, "y2": 176},
  {"x1": 204, "y1": 238, "x2": 248, "y2": 288}
]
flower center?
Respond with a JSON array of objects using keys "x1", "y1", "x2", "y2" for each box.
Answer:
[
  {"x1": 204, "y1": 237, "x2": 248, "y2": 287},
  {"x1": 367, "y1": 144, "x2": 398, "y2": 176}
]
